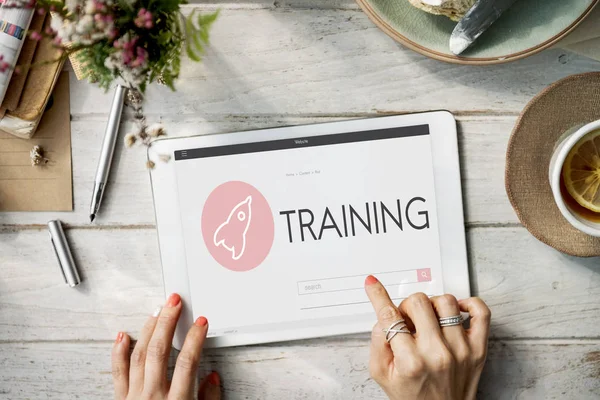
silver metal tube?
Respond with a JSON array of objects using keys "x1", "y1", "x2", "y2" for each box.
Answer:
[{"x1": 48, "y1": 220, "x2": 81, "y2": 287}]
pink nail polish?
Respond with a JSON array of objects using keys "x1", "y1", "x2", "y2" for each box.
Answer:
[
  {"x1": 208, "y1": 371, "x2": 220, "y2": 386},
  {"x1": 115, "y1": 332, "x2": 124, "y2": 344},
  {"x1": 195, "y1": 316, "x2": 208, "y2": 327},
  {"x1": 365, "y1": 275, "x2": 378, "y2": 286},
  {"x1": 165, "y1": 293, "x2": 181, "y2": 307}
]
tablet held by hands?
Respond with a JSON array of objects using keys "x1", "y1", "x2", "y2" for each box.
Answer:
[{"x1": 149, "y1": 112, "x2": 469, "y2": 348}]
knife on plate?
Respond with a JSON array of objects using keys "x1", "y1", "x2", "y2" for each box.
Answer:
[{"x1": 450, "y1": 0, "x2": 519, "y2": 55}]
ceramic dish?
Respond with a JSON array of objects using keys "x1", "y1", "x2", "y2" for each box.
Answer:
[{"x1": 356, "y1": 0, "x2": 599, "y2": 65}]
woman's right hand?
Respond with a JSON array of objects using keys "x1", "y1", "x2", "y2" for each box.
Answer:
[{"x1": 364, "y1": 275, "x2": 491, "y2": 400}]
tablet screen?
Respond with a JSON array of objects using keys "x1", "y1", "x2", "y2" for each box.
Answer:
[{"x1": 172, "y1": 124, "x2": 444, "y2": 337}]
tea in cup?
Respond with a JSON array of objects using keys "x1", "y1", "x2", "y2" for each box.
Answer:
[{"x1": 549, "y1": 119, "x2": 600, "y2": 236}]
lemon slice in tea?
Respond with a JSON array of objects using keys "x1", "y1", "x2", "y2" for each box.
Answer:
[{"x1": 563, "y1": 129, "x2": 600, "y2": 212}]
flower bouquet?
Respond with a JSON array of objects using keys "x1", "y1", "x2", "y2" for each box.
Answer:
[
  {"x1": 9, "y1": 0, "x2": 217, "y2": 153},
  {"x1": 42, "y1": 0, "x2": 217, "y2": 92}
]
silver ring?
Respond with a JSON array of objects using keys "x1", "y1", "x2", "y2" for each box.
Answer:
[
  {"x1": 383, "y1": 320, "x2": 410, "y2": 342},
  {"x1": 439, "y1": 315, "x2": 464, "y2": 327}
]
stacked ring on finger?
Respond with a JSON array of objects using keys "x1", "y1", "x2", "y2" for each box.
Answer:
[
  {"x1": 383, "y1": 320, "x2": 411, "y2": 342},
  {"x1": 438, "y1": 314, "x2": 464, "y2": 327}
]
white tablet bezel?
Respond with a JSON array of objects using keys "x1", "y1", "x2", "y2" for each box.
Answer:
[{"x1": 149, "y1": 111, "x2": 469, "y2": 349}]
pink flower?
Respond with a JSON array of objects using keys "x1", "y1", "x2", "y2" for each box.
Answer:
[
  {"x1": 130, "y1": 46, "x2": 148, "y2": 67},
  {"x1": 30, "y1": 31, "x2": 42, "y2": 41},
  {"x1": 112, "y1": 34, "x2": 148, "y2": 68},
  {"x1": 134, "y1": 8, "x2": 153, "y2": 29},
  {"x1": 124, "y1": 37, "x2": 138, "y2": 50},
  {"x1": 93, "y1": 0, "x2": 105, "y2": 12},
  {"x1": 95, "y1": 14, "x2": 113, "y2": 24}
]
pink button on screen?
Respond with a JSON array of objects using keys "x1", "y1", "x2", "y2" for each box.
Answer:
[{"x1": 417, "y1": 268, "x2": 431, "y2": 282}]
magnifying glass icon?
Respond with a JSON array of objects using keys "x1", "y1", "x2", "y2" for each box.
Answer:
[{"x1": 417, "y1": 268, "x2": 431, "y2": 282}]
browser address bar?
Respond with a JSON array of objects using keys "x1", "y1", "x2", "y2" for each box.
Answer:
[{"x1": 298, "y1": 269, "x2": 432, "y2": 296}]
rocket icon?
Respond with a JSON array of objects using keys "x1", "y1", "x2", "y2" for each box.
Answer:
[{"x1": 213, "y1": 196, "x2": 253, "y2": 260}]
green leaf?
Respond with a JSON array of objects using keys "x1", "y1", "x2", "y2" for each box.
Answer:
[
  {"x1": 198, "y1": 10, "x2": 219, "y2": 26},
  {"x1": 185, "y1": 9, "x2": 196, "y2": 32},
  {"x1": 180, "y1": 9, "x2": 219, "y2": 63},
  {"x1": 116, "y1": 0, "x2": 135, "y2": 11},
  {"x1": 199, "y1": 28, "x2": 209, "y2": 44},
  {"x1": 190, "y1": 30, "x2": 203, "y2": 54},
  {"x1": 186, "y1": 45, "x2": 201, "y2": 62},
  {"x1": 163, "y1": 72, "x2": 176, "y2": 91}
]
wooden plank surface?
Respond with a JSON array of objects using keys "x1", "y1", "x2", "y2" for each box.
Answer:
[
  {"x1": 0, "y1": 340, "x2": 598, "y2": 399},
  {"x1": 0, "y1": 116, "x2": 514, "y2": 226},
  {"x1": 2, "y1": 6, "x2": 595, "y2": 227},
  {"x1": 2, "y1": 3, "x2": 600, "y2": 399},
  {"x1": 64, "y1": 9, "x2": 599, "y2": 118},
  {"x1": 188, "y1": 0, "x2": 360, "y2": 9},
  {"x1": 1, "y1": 227, "x2": 598, "y2": 341}
]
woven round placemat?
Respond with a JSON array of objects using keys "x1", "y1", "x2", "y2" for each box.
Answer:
[{"x1": 506, "y1": 72, "x2": 600, "y2": 257}]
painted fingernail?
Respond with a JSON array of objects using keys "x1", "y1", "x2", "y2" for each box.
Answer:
[
  {"x1": 165, "y1": 293, "x2": 181, "y2": 307},
  {"x1": 208, "y1": 371, "x2": 220, "y2": 386},
  {"x1": 115, "y1": 332, "x2": 124, "y2": 344},
  {"x1": 152, "y1": 306, "x2": 162, "y2": 317},
  {"x1": 195, "y1": 316, "x2": 208, "y2": 327},
  {"x1": 365, "y1": 275, "x2": 378, "y2": 286}
]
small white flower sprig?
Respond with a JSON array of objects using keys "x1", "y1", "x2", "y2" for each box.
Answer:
[
  {"x1": 29, "y1": 145, "x2": 48, "y2": 166},
  {"x1": 122, "y1": 89, "x2": 170, "y2": 169}
]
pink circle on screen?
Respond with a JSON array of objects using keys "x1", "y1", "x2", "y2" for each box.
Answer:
[{"x1": 201, "y1": 181, "x2": 274, "y2": 272}]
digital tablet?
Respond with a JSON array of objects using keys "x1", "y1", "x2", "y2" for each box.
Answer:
[{"x1": 148, "y1": 111, "x2": 469, "y2": 349}]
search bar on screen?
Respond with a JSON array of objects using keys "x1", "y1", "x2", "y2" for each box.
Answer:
[{"x1": 298, "y1": 268, "x2": 432, "y2": 296}]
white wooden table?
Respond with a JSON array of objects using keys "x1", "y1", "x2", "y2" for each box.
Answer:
[{"x1": 2, "y1": 1, "x2": 600, "y2": 398}]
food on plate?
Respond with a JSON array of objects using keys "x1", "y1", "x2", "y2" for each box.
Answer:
[{"x1": 407, "y1": 0, "x2": 476, "y2": 21}]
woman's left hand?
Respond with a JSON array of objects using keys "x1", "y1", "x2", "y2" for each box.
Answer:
[{"x1": 111, "y1": 293, "x2": 221, "y2": 400}]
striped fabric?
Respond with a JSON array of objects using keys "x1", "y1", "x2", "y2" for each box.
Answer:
[{"x1": 0, "y1": 20, "x2": 25, "y2": 40}]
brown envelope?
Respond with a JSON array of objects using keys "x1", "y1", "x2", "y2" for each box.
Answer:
[{"x1": 0, "y1": 71, "x2": 72, "y2": 211}]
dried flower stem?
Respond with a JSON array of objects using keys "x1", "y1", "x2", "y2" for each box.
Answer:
[
  {"x1": 30, "y1": 145, "x2": 48, "y2": 166},
  {"x1": 124, "y1": 88, "x2": 169, "y2": 168}
]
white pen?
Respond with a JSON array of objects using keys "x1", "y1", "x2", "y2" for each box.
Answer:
[{"x1": 89, "y1": 84, "x2": 127, "y2": 222}]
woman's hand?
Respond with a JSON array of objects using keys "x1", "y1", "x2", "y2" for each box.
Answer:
[
  {"x1": 111, "y1": 293, "x2": 221, "y2": 400},
  {"x1": 365, "y1": 276, "x2": 491, "y2": 400}
]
